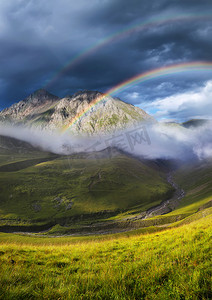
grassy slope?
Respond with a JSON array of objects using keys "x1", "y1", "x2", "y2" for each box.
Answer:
[
  {"x1": 0, "y1": 148, "x2": 49, "y2": 167},
  {"x1": 168, "y1": 160, "x2": 212, "y2": 216},
  {"x1": 0, "y1": 213, "x2": 211, "y2": 299},
  {"x1": 0, "y1": 152, "x2": 172, "y2": 227},
  {"x1": 147, "y1": 160, "x2": 212, "y2": 226}
]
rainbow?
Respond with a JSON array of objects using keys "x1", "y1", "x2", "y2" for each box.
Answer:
[
  {"x1": 45, "y1": 13, "x2": 212, "y2": 89},
  {"x1": 62, "y1": 61, "x2": 212, "y2": 132}
]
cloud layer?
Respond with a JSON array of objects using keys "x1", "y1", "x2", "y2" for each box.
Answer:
[{"x1": 0, "y1": 122, "x2": 212, "y2": 162}]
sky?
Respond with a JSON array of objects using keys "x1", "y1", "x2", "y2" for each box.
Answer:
[{"x1": 0, "y1": 0, "x2": 212, "y2": 121}]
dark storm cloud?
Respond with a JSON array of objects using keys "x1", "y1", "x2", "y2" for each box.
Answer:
[
  {"x1": 85, "y1": 0, "x2": 212, "y2": 27},
  {"x1": 0, "y1": 0, "x2": 212, "y2": 122}
]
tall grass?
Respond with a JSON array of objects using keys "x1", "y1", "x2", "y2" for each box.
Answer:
[{"x1": 0, "y1": 214, "x2": 211, "y2": 299}]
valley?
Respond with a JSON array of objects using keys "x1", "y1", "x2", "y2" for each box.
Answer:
[
  {"x1": 0, "y1": 139, "x2": 173, "y2": 234},
  {"x1": 0, "y1": 135, "x2": 211, "y2": 237},
  {"x1": 0, "y1": 142, "x2": 211, "y2": 299},
  {"x1": 1, "y1": 0, "x2": 212, "y2": 298},
  {"x1": 0, "y1": 92, "x2": 211, "y2": 299}
]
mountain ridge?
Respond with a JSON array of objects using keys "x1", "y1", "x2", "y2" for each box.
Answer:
[{"x1": 0, "y1": 89, "x2": 155, "y2": 134}]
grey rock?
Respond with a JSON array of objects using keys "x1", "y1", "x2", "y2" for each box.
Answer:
[{"x1": 0, "y1": 89, "x2": 155, "y2": 135}]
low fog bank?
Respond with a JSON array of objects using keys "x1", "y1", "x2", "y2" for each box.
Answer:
[{"x1": 0, "y1": 121, "x2": 212, "y2": 161}]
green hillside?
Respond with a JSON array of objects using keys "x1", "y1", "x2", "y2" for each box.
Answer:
[
  {"x1": 169, "y1": 160, "x2": 212, "y2": 216},
  {"x1": 0, "y1": 148, "x2": 173, "y2": 231}
]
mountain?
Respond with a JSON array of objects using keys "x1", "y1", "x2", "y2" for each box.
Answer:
[
  {"x1": 181, "y1": 119, "x2": 211, "y2": 128},
  {"x1": 0, "y1": 89, "x2": 154, "y2": 134}
]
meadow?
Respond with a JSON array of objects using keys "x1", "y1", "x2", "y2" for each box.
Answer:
[{"x1": 0, "y1": 212, "x2": 211, "y2": 299}]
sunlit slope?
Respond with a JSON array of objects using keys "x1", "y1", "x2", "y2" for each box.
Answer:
[
  {"x1": 170, "y1": 160, "x2": 212, "y2": 215},
  {"x1": 0, "y1": 213, "x2": 211, "y2": 299},
  {"x1": 0, "y1": 151, "x2": 172, "y2": 229},
  {"x1": 145, "y1": 159, "x2": 212, "y2": 228}
]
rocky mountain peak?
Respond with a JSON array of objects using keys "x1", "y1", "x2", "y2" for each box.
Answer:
[
  {"x1": 24, "y1": 89, "x2": 60, "y2": 104},
  {"x1": 0, "y1": 88, "x2": 155, "y2": 134},
  {"x1": 70, "y1": 90, "x2": 103, "y2": 103},
  {"x1": 0, "y1": 89, "x2": 60, "y2": 122}
]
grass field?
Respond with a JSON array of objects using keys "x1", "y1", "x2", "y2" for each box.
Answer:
[{"x1": 0, "y1": 212, "x2": 211, "y2": 299}]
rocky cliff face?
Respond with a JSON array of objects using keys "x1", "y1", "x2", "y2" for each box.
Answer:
[{"x1": 0, "y1": 89, "x2": 154, "y2": 134}]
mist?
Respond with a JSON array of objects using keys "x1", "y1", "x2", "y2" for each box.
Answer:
[{"x1": 0, "y1": 121, "x2": 212, "y2": 161}]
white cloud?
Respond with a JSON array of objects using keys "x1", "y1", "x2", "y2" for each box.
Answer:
[
  {"x1": 142, "y1": 80, "x2": 212, "y2": 121},
  {"x1": 1, "y1": 121, "x2": 212, "y2": 161},
  {"x1": 125, "y1": 92, "x2": 140, "y2": 101}
]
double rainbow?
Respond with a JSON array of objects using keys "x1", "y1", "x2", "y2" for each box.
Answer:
[
  {"x1": 45, "y1": 13, "x2": 212, "y2": 89},
  {"x1": 62, "y1": 61, "x2": 212, "y2": 132}
]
